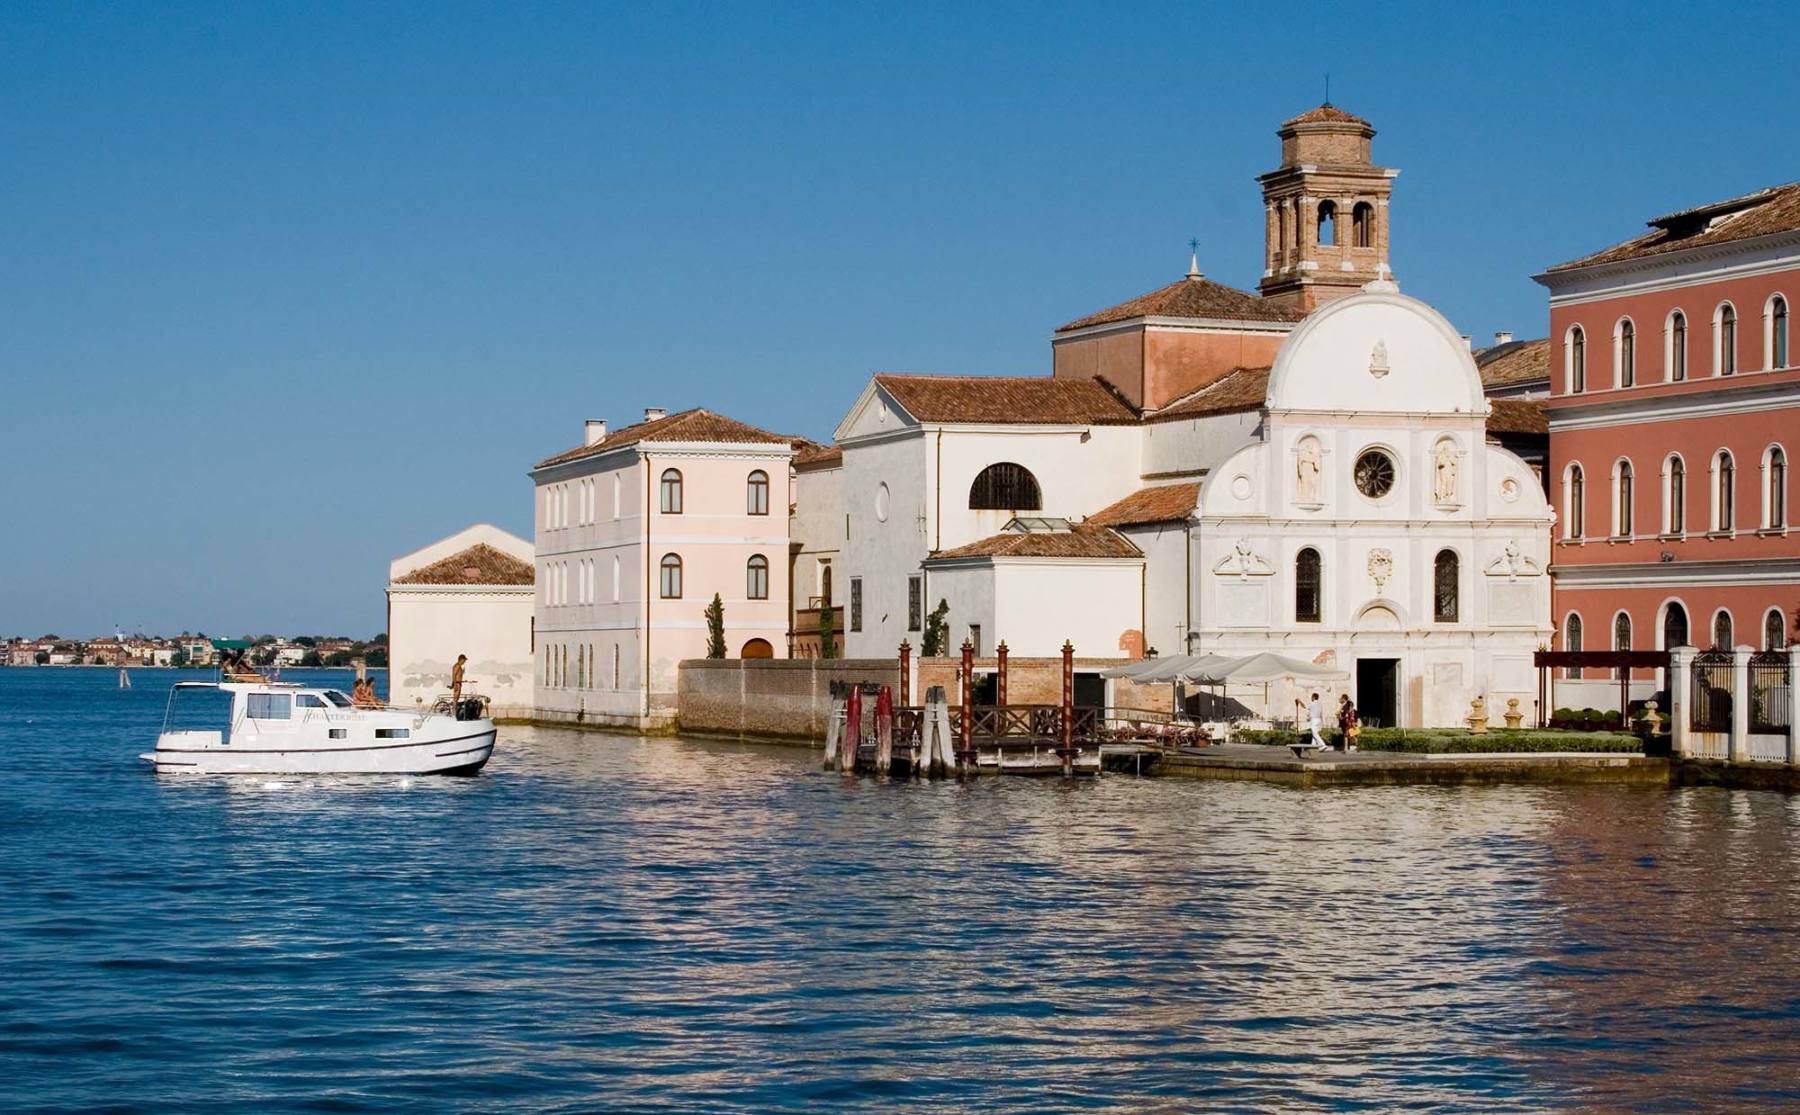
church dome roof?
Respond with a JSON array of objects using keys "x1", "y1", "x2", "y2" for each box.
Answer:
[{"x1": 1282, "y1": 103, "x2": 1371, "y2": 128}]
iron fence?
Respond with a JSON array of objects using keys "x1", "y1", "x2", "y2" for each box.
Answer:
[
  {"x1": 1690, "y1": 650, "x2": 1735, "y2": 733},
  {"x1": 1750, "y1": 651, "x2": 1791, "y2": 736}
]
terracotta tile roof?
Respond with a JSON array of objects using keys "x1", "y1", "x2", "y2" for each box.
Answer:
[
  {"x1": 1146, "y1": 367, "x2": 1271, "y2": 421},
  {"x1": 537, "y1": 408, "x2": 794, "y2": 469},
  {"x1": 875, "y1": 374, "x2": 1139, "y2": 425},
  {"x1": 792, "y1": 443, "x2": 843, "y2": 470},
  {"x1": 1546, "y1": 181, "x2": 1800, "y2": 273},
  {"x1": 1284, "y1": 103, "x2": 1371, "y2": 127},
  {"x1": 394, "y1": 544, "x2": 535, "y2": 586},
  {"x1": 1057, "y1": 274, "x2": 1304, "y2": 333},
  {"x1": 1087, "y1": 482, "x2": 1201, "y2": 527},
  {"x1": 931, "y1": 521, "x2": 1142, "y2": 561},
  {"x1": 1474, "y1": 338, "x2": 1551, "y2": 388},
  {"x1": 1486, "y1": 398, "x2": 1548, "y2": 436}
]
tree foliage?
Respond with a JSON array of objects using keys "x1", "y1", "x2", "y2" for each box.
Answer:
[
  {"x1": 922, "y1": 599, "x2": 951, "y2": 656},
  {"x1": 818, "y1": 605, "x2": 837, "y2": 660},
  {"x1": 705, "y1": 593, "x2": 727, "y2": 659}
]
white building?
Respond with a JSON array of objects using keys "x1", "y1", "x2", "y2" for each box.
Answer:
[{"x1": 387, "y1": 523, "x2": 536, "y2": 719}]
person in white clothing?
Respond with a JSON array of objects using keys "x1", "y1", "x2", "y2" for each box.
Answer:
[{"x1": 1307, "y1": 693, "x2": 1326, "y2": 750}]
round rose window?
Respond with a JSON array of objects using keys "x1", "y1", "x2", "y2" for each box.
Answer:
[{"x1": 1354, "y1": 450, "x2": 1396, "y2": 499}]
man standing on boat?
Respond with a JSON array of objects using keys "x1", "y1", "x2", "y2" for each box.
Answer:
[{"x1": 451, "y1": 654, "x2": 467, "y2": 708}]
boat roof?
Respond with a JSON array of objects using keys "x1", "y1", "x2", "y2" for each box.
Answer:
[{"x1": 172, "y1": 680, "x2": 330, "y2": 692}]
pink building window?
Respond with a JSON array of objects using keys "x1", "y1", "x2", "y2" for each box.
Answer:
[
  {"x1": 746, "y1": 470, "x2": 769, "y2": 515},
  {"x1": 660, "y1": 469, "x2": 683, "y2": 514},
  {"x1": 659, "y1": 554, "x2": 683, "y2": 599}
]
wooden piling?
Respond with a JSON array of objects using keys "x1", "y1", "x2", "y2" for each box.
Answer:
[
  {"x1": 1060, "y1": 640, "x2": 1075, "y2": 777},
  {"x1": 996, "y1": 641, "x2": 1009, "y2": 707},
  {"x1": 898, "y1": 640, "x2": 911, "y2": 707},
  {"x1": 958, "y1": 638, "x2": 975, "y2": 772},
  {"x1": 846, "y1": 685, "x2": 864, "y2": 772},
  {"x1": 924, "y1": 687, "x2": 951, "y2": 777},
  {"x1": 824, "y1": 696, "x2": 844, "y2": 770},
  {"x1": 875, "y1": 685, "x2": 894, "y2": 775}
]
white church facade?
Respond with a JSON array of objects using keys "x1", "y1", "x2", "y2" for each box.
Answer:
[{"x1": 818, "y1": 104, "x2": 1554, "y2": 728}]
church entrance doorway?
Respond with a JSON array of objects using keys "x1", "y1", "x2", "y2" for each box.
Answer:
[{"x1": 1356, "y1": 658, "x2": 1399, "y2": 729}]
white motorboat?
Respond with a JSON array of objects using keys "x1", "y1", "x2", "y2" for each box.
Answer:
[{"x1": 141, "y1": 681, "x2": 496, "y2": 776}]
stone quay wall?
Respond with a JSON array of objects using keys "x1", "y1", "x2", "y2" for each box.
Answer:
[{"x1": 677, "y1": 658, "x2": 901, "y2": 742}]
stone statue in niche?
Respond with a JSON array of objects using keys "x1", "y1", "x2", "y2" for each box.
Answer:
[
  {"x1": 1296, "y1": 439, "x2": 1321, "y2": 504},
  {"x1": 1369, "y1": 340, "x2": 1390, "y2": 378},
  {"x1": 1433, "y1": 441, "x2": 1459, "y2": 505}
]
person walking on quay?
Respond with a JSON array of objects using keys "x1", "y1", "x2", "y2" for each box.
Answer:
[
  {"x1": 1338, "y1": 694, "x2": 1360, "y2": 753},
  {"x1": 1307, "y1": 692, "x2": 1327, "y2": 751}
]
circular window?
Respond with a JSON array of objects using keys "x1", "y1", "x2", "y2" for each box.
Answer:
[
  {"x1": 875, "y1": 482, "x2": 890, "y2": 522},
  {"x1": 1354, "y1": 450, "x2": 1396, "y2": 499}
]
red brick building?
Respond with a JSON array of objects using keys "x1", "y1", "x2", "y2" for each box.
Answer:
[{"x1": 1535, "y1": 182, "x2": 1800, "y2": 697}]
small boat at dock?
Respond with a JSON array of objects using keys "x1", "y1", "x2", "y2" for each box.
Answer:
[{"x1": 141, "y1": 680, "x2": 496, "y2": 776}]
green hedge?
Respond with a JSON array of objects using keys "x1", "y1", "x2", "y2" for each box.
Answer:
[{"x1": 1231, "y1": 727, "x2": 1642, "y2": 754}]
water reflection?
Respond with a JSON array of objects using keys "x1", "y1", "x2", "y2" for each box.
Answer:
[{"x1": 5, "y1": 682, "x2": 1800, "y2": 1112}]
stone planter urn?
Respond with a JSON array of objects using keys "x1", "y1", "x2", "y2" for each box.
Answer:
[
  {"x1": 1466, "y1": 695, "x2": 1489, "y2": 734},
  {"x1": 1503, "y1": 698, "x2": 1524, "y2": 730}
]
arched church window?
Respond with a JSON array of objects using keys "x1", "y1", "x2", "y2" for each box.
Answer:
[
  {"x1": 1317, "y1": 200, "x2": 1337, "y2": 246},
  {"x1": 1352, "y1": 202, "x2": 1374, "y2": 248},
  {"x1": 1713, "y1": 609, "x2": 1734, "y2": 650},
  {"x1": 1766, "y1": 608, "x2": 1788, "y2": 650},
  {"x1": 1613, "y1": 611, "x2": 1632, "y2": 680},
  {"x1": 1353, "y1": 449, "x2": 1395, "y2": 499},
  {"x1": 969, "y1": 463, "x2": 1041, "y2": 511},
  {"x1": 1295, "y1": 548, "x2": 1322, "y2": 623},
  {"x1": 1564, "y1": 612, "x2": 1583, "y2": 680},
  {"x1": 1433, "y1": 550, "x2": 1459, "y2": 623}
]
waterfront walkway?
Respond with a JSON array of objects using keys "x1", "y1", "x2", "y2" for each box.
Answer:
[{"x1": 1157, "y1": 744, "x2": 1669, "y2": 787}]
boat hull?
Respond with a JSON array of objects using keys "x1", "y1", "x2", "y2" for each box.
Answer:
[{"x1": 141, "y1": 724, "x2": 497, "y2": 776}]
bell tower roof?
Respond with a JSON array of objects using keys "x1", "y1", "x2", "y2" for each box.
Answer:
[{"x1": 1258, "y1": 103, "x2": 1397, "y2": 314}]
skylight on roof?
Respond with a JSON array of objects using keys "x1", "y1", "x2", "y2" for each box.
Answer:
[{"x1": 1004, "y1": 517, "x2": 1072, "y2": 533}]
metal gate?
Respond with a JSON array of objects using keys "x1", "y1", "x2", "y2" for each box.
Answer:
[
  {"x1": 1750, "y1": 651, "x2": 1791, "y2": 736},
  {"x1": 1690, "y1": 650, "x2": 1734, "y2": 733}
]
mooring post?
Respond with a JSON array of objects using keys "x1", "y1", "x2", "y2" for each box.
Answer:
[
  {"x1": 824, "y1": 685, "x2": 844, "y2": 771},
  {"x1": 846, "y1": 684, "x2": 864, "y2": 773},
  {"x1": 875, "y1": 685, "x2": 894, "y2": 775},
  {"x1": 898, "y1": 640, "x2": 912, "y2": 708},
  {"x1": 1060, "y1": 639, "x2": 1075, "y2": 776},
  {"x1": 996, "y1": 641, "x2": 1009, "y2": 707},
  {"x1": 1730, "y1": 644, "x2": 1753, "y2": 764},
  {"x1": 924, "y1": 685, "x2": 950, "y2": 777},
  {"x1": 958, "y1": 637, "x2": 975, "y2": 772}
]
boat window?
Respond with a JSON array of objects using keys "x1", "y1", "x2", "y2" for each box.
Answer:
[
  {"x1": 322, "y1": 690, "x2": 353, "y2": 708},
  {"x1": 297, "y1": 694, "x2": 328, "y2": 708},
  {"x1": 246, "y1": 693, "x2": 292, "y2": 720},
  {"x1": 328, "y1": 728, "x2": 348, "y2": 739},
  {"x1": 375, "y1": 728, "x2": 410, "y2": 739}
]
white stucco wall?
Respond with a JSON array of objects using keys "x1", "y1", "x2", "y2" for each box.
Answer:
[
  {"x1": 387, "y1": 523, "x2": 536, "y2": 719},
  {"x1": 924, "y1": 557, "x2": 1144, "y2": 658}
]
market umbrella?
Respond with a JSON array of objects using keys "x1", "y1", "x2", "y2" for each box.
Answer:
[{"x1": 1187, "y1": 652, "x2": 1348, "y2": 719}]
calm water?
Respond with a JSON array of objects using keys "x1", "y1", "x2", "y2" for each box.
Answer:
[{"x1": 3, "y1": 669, "x2": 1800, "y2": 1113}]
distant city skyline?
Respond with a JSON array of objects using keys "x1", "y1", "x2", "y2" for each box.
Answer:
[{"x1": 4, "y1": 1, "x2": 1793, "y2": 634}]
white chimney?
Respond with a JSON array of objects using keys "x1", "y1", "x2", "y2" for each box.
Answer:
[
  {"x1": 644, "y1": 407, "x2": 667, "y2": 422},
  {"x1": 584, "y1": 419, "x2": 607, "y2": 445},
  {"x1": 1494, "y1": 330, "x2": 1515, "y2": 345}
]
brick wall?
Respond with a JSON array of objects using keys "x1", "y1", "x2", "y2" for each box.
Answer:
[{"x1": 677, "y1": 658, "x2": 900, "y2": 742}]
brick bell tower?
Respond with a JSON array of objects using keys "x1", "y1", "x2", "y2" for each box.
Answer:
[{"x1": 1258, "y1": 104, "x2": 1397, "y2": 313}]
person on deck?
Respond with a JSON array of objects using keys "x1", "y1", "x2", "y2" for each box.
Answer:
[
  {"x1": 451, "y1": 654, "x2": 467, "y2": 707},
  {"x1": 1338, "y1": 694, "x2": 1360, "y2": 752}
]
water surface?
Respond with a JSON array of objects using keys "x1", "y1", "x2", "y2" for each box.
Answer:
[{"x1": 3, "y1": 667, "x2": 1798, "y2": 1112}]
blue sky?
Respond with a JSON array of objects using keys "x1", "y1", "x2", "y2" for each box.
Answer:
[{"x1": 2, "y1": 1, "x2": 1793, "y2": 637}]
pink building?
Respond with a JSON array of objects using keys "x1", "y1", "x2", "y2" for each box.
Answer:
[
  {"x1": 530, "y1": 408, "x2": 799, "y2": 729},
  {"x1": 1535, "y1": 182, "x2": 1800, "y2": 703}
]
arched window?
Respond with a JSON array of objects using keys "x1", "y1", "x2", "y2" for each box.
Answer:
[
  {"x1": 1615, "y1": 318, "x2": 1635, "y2": 387},
  {"x1": 1295, "y1": 548, "x2": 1322, "y2": 623},
  {"x1": 1715, "y1": 451, "x2": 1736, "y2": 532},
  {"x1": 1613, "y1": 611, "x2": 1632, "y2": 680},
  {"x1": 1567, "y1": 325, "x2": 1587, "y2": 393},
  {"x1": 1565, "y1": 463, "x2": 1585, "y2": 540},
  {"x1": 969, "y1": 463, "x2": 1042, "y2": 510},
  {"x1": 1713, "y1": 609, "x2": 1734, "y2": 650},
  {"x1": 1768, "y1": 295, "x2": 1789, "y2": 369},
  {"x1": 1565, "y1": 612, "x2": 1583, "y2": 680},
  {"x1": 1663, "y1": 601, "x2": 1689, "y2": 650},
  {"x1": 612, "y1": 644, "x2": 620, "y2": 689},
  {"x1": 660, "y1": 468, "x2": 683, "y2": 514},
  {"x1": 1276, "y1": 206, "x2": 1290, "y2": 261},
  {"x1": 659, "y1": 553, "x2": 683, "y2": 599},
  {"x1": 1317, "y1": 200, "x2": 1337, "y2": 246},
  {"x1": 1433, "y1": 550, "x2": 1459, "y2": 623},
  {"x1": 820, "y1": 564, "x2": 833, "y2": 607},
  {"x1": 1766, "y1": 608, "x2": 1788, "y2": 650},
  {"x1": 1614, "y1": 459, "x2": 1634, "y2": 537},
  {"x1": 1716, "y1": 303, "x2": 1737, "y2": 375},
  {"x1": 612, "y1": 473, "x2": 622, "y2": 519},
  {"x1": 1352, "y1": 202, "x2": 1374, "y2": 248},
  {"x1": 746, "y1": 554, "x2": 769, "y2": 600},
  {"x1": 1664, "y1": 455, "x2": 1686, "y2": 534},
  {"x1": 1668, "y1": 310, "x2": 1688, "y2": 382},
  {"x1": 611, "y1": 555, "x2": 620, "y2": 602},
  {"x1": 1765, "y1": 445, "x2": 1787, "y2": 529},
  {"x1": 576, "y1": 645, "x2": 584, "y2": 690},
  {"x1": 746, "y1": 470, "x2": 769, "y2": 516}
]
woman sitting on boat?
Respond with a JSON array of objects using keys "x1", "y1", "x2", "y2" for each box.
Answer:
[{"x1": 351, "y1": 678, "x2": 382, "y2": 708}]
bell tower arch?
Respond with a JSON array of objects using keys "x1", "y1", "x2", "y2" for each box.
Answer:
[{"x1": 1258, "y1": 104, "x2": 1397, "y2": 313}]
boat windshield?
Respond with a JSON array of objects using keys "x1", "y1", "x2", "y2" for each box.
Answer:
[
  {"x1": 322, "y1": 690, "x2": 353, "y2": 708},
  {"x1": 164, "y1": 686, "x2": 232, "y2": 736}
]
